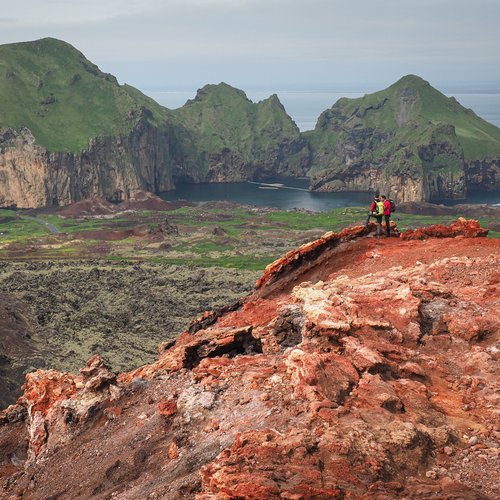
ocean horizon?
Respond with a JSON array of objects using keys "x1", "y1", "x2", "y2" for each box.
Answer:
[{"x1": 144, "y1": 89, "x2": 500, "y2": 132}]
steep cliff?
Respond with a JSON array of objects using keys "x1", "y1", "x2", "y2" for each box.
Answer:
[
  {"x1": 0, "y1": 38, "x2": 190, "y2": 207},
  {"x1": 0, "y1": 119, "x2": 182, "y2": 208},
  {"x1": 1, "y1": 220, "x2": 498, "y2": 498},
  {"x1": 306, "y1": 75, "x2": 500, "y2": 202}
]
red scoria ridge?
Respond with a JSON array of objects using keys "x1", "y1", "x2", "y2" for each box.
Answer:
[{"x1": 0, "y1": 218, "x2": 499, "y2": 499}]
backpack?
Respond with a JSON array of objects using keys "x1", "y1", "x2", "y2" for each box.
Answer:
[
  {"x1": 375, "y1": 201, "x2": 385, "y2": 215},
  {"x1": 389, "y1": 199, "x2": 396, "y2": 212}
]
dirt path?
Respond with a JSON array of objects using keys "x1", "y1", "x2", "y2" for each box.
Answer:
[{"x1": 18, "y1": 214, "x2": 60, "y2": 233}]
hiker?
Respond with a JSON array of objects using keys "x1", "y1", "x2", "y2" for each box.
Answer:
[
  {"x1": 365, "y1": 193, "x2": 384, "y2": 236},
  {"x1": 381, "y1": 195, "x2": 391, "y2": 237}
]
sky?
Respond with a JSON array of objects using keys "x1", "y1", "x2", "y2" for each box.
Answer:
[{"x1": 0, "y1": 0, "x2": 499, "y2": 93}]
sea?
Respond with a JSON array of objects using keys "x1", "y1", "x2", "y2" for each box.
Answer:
[{"x1": 147, "y1": 88, "x2": 500, "y2": 211}]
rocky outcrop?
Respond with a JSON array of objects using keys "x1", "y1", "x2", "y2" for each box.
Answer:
[
  {"x1": 0, "y1": 119, "x2": 179, "y2": 208},
  {"x1": 1, "y1": 220, "x2": 498, "y2": 498},
  {"x1": 309, "y1": 123, "x2": 469, "y2": 203},
  {"x1": 400, "y1": 217, "x2": 489, "y2": 240},
  {"x1": 465, "y1": 157, "x2": 500, "y2": 191},
  {"x1": 307, "y1": 76, "x2": 500, "y2": 202},
  {"x1": 310, "y1": 165, "x2": 427, "y2": 203},
  {"x1": 397, "y1": 201, "x2": 500, "y2": 231},
  {"x1": 172, "y1": 84, "x2": 311, "y2": 186}
]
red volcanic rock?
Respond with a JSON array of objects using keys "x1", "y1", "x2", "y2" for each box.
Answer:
[
  {"x1": 0, "y1": 220, "x2": 498, "y2": 499},
  {"x1": 57, "y1": 191, "x2": 193, "y2": 217},
  {"x1": 80, "y1": 354, "x2": 116, "y2": 392},
  {"x1": 23, "y1": 369, "x2": 80, "y2": 418},
  {"x1": 198, "y1": 429, "x2": 343, "y2": 499},
  {"x1": 168, "y1": 441, "x2": 180, "y2": 460},
  {"x1": 58, "y1": 197, "x2": 116, "y2": 216},
  {"x1": 158, "y1": 399, "x2": 177, "y2": 418},
  {"x1": 117, "y1": 190, "x2": 179, "y2": 211},
  {"x1": 255, "y1": 225, "x2": 370, "y2": 291},
  {"x1": 400, "y1": 217, "x2": 488, "y2": 240}
]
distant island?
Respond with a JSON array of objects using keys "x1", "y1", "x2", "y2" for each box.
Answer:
[{"x1": 0, "y1": 37, "x2": 499, "y2": 208}]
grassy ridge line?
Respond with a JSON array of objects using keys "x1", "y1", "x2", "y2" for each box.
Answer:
[
  {"x1": 0, "y1": 38, "x2": 169, "y2": 152},
  {"x1": 319, "y1": 75, "x2": 500, "y2": 161}
]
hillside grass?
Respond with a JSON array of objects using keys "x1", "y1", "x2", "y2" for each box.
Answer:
[
  {"x1": 0, "y1": 38, "x2": 168, "y2": 152},
  {"x1": 172, "y1": 83, "x2": 302, "y2": 160},
  {"x1": 310, "y1": 75, "x2": 500, "y2": 169}
]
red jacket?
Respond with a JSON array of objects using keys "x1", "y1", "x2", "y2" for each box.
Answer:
[{"x1": 383, "y1": 199, "x2": 391, "y2": 215}]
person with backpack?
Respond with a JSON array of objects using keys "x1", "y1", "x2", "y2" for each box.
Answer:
[
  {"x1": 365, "y1": 193, "x2": 384, "y2": 236},
  {"x1": 381, "y1": 195, "x2": 392, "y2": 237}
]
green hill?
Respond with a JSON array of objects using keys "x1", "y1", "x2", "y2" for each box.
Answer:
[
  {"x1": 172, "y1": 83, "x2": 310, "y2": 179},
  {"x1": 0, "y1": 38, "x2": 309, "y2": 207},
  {"x1": 0, "y1": 38, "x2": 170, "y2": 152},
  {"x1": 307, "y1": 75, "x2": 500, "y2": 201}
]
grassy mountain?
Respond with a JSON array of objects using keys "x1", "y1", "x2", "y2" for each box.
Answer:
[
  {"x1": 172, "y1": 83, "x2": 310, "y2": 179},
  {"x1": 0, "y1": 38, "x2": 170, "y2": 152},
  {"x1": 174, "y1": 83, "x2": 301, "y2": 156},
  {"x1": 307, "y1": 75, "x2": 500, "y2": 200}
]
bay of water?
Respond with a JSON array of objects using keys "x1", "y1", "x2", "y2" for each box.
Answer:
[
  {"x1": 161, "y1": 180, "x2": 370, "y2": 211},
  {"x1": 160, "y1": 179, "x2": 500, "y2": 212},
  {"x1": 145, "y1": 89, "x2": 500, "y2": 131}
]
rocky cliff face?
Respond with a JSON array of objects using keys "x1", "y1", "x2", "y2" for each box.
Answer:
[
  {"x1": 308, "y1": 122, "x2": 469, "y2": 204},
  {"x1": 0, "y1": 118, "x2": 180, "y2": 208},
  {"x1": 172, "y1": 85, "x2": 311, "y2": 185},
  {"x1": 465, "y1": 158, "x2": 500, "y2": 192},
  {"x1": 1, "y1": 219, "x2": 498, "y2": 498}
]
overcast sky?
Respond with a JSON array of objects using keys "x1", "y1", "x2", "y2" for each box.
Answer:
[{"x1": 0, "y1": 0, "x2": 499, "y2": 92}]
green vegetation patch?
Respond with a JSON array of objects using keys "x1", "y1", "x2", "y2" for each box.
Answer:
[
  {"x1": 1, "y1": 205, "x2": 498, "y2": 268},
  {"x1": 0, "y1": 38, "x2": 169, "y2": 152},
  {"x1": 0, "y1": 215, "x2": 48, "y2": 240}
]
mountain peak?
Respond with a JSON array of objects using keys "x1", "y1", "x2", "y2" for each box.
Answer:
[
  {"x1": 394, "y1": 74, "x2": 430, "y2": 86},
  {"x1": 4, "y1": 37, "x2": 84, "y2": 57},
  {"x1": 192, "y1": 82, "x2": 250, "y2": 103}
]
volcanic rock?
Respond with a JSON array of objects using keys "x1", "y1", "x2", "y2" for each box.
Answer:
[
  {"x1": 0, "y1": 219, "x2": 498, "y2": 498},
  {"x1": 57, "y1": 197, "x2": 116, "y2": 217},
  {"x1": 116, "y1": 190, "x2": 176, "y2": 212}
]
